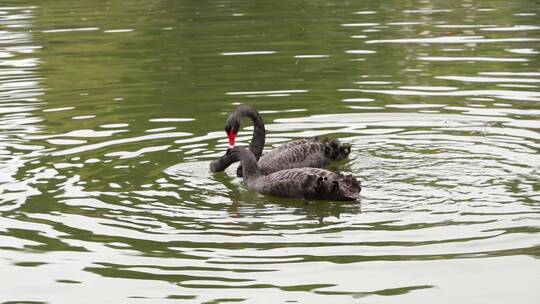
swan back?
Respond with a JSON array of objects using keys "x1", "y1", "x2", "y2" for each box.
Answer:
[
  {"x1": 256, "y1": 138, "x2": 351, "y2": 175},
  {"x1": 253, "y1": 167, "x2": 361, "y2": 201}
]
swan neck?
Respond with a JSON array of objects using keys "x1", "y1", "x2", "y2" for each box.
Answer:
[
  {"x1": 237, "y1": 149, "x2": 262, "y2": 180},
  {"x1": 209, "y1": 152, "x2": 235, "y2": 173},
  {"x1": 234, "y1": 105, "x2": 265, "y2": 159}
]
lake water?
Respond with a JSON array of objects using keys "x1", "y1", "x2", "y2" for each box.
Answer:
[{"x1": 1, "y1": 0, "x2": 539, "y2": 303}]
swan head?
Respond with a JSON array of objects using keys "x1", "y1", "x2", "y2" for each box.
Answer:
[{"x1": 224, "y1": 121, "x2": 240, "y2": 149}]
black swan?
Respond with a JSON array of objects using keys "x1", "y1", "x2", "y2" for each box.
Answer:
[
  {"x1": 227, "y1": 147, "x2": 361, "y2": 200},
  {"x1": 210, "y1": 105, "x2": 351, "y2": 176}
]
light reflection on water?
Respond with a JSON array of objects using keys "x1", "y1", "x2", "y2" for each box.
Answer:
[{"x1": 1, "y1": 1, "x2": 539, "y2": 303}]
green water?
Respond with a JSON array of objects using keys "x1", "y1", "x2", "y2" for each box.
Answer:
[{"x1": 1, "y1": 0, "x2": 539, "y2": 303}]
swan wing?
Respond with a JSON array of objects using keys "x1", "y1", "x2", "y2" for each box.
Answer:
[
  {"x1": 255, "y1": 168, "x2": 327, "y2": 199},
  {"x1": 258, "y1": 139, "x2": 350, "y2": 174}
]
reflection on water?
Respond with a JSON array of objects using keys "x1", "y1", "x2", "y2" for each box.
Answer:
[
  {"x1": 0, "y1": 6, "x2": 43, "y2": 212},
  {"x1": 1, "y1": 0, "x2": 539, "y2": 303}
]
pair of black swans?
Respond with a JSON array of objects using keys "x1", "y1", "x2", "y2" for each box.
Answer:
[{"x1": 210, "y1": 105, "x2": 361, "y2": 201}]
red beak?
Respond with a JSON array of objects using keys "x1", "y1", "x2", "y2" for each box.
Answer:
[{"x1": 227, "y1": 129, "x2": 236, "y2": 148}]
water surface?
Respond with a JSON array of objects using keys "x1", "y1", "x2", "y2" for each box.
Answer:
[{"x1": 1, "y1": 1, "x2": 539, "y2": 303}]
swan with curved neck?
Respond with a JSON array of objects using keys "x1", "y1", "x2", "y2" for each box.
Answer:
[
  {"x1": 210, "y1": 105, "x2": 351, "y2": 175},
  {"x1": 228, "y1": 147, "x2": 360, "y2": 200}
]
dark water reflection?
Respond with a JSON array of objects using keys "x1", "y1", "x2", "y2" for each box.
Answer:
[{"x1": 1, "y1": 1, "x2": 539, "y2": 303}]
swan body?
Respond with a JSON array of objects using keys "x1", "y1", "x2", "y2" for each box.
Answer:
[
  {"x1": 210, "y1": 105, "x2": 351, "y2": 176},
  {"x1": 230, "y1": 147, "x2": 361, "y2": 201}
]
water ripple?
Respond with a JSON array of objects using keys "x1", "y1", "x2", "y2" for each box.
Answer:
[{"x1": 368, "y1": 36, "x2": 540, "y2": 44}]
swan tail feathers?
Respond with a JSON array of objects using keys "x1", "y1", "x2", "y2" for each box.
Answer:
[{"x1": 323, "y1": 140, "x2": 351, "y2": 161}]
